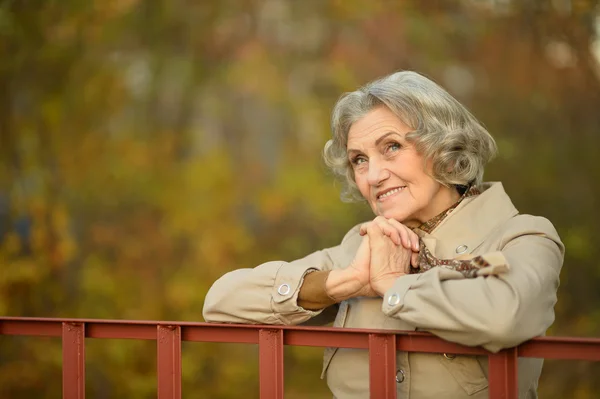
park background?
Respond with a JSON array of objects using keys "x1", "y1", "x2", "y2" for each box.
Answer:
[{"x1": 1, "y1": 0, "x2": 599, "y2": 397}]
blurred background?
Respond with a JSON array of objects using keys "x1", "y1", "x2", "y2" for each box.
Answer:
[{"x1": 1, "y1": 0, "x2": 599, "y2": 398}]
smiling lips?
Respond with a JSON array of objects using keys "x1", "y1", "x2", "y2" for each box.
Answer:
[{"x1": 376, "y1": 186, "x2": 406, "y2": 201}]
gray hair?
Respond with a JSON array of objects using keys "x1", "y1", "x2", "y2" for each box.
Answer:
[{"x1": 323, "y1": 71, "x2": 497, "y2": 202}]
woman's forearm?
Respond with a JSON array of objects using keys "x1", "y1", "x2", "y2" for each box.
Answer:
[
  {"x1": 297, "y1": 271, "x2": 336, "y2": 310},
  {"x1": 298, "y1": 268, "x2": 370, "y2": 310}
]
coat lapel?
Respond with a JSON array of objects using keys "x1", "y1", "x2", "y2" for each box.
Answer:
[{"x1": 417, "y1": 182, "x2": 519, "y2": 259}]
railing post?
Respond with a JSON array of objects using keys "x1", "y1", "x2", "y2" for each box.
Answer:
[
  {"x1": 369, "y1": 333, "x2": 397, "y2": 399},
  {"x1": 4, "y1": 317, "x2": 600, "y2": 399},
  {"x1": 259, "y1": 329, "x2": 284, "y2": 399},
  {"x1": 488, "y1": 348, "x2": 518, "y2": 399},
  {"x1": 157, "y1": 325, "x2": 182, "y2": 399},
  {"x1": 62, "y1": 322, "x2": 85, "y2": 399}
]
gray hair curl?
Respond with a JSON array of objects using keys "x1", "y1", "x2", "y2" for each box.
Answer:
[{"x1": 323, "y1": 71, "x2": 497, "y2": 202}]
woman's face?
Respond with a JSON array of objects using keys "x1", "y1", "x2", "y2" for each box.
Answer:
[{"x1": 347, "y1": 106, "x2": 459, "y2": 227}]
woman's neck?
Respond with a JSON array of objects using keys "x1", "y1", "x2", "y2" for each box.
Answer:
[{"x1": 405, "y1": 185, "x2": 462, "y2": 228}]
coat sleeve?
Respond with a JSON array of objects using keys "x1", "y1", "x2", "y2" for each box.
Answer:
[
  {"x1": 202, "y1": 226, "x2": 360, "y2": 325},
  {"x1": 381, "y1": 215, "x2": 564, "y2": 353}
]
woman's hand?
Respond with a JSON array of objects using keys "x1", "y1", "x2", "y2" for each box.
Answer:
[
  {"x1": 346, "y1": 235, "x2": 379, "y2": 297},
  {"x1": 325, "y1": 218, "x2": 420, "y2": 301},
  {"x1": 360, "y1": 217, "x2": 420, "y2": 268},
  {"x1": 360, "y1": 216, "x2": 420, "y2": 253},
  {"x1": 365, "y1": 221, "x2": 417, "y2": 296},
  {"x1": 325, "y1": 235, "x2": 378, "y2": 301}
]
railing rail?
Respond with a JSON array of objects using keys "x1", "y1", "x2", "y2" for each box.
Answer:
[{"x1": 2, "y1": 317, "x2": 600, "y2": 399}]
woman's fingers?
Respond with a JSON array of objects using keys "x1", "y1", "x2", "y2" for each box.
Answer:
[
  {"x1": 411, "y1": 251, "x2": 420, "y2": 269},
  {"x1": 396, "y1": 225, "x2": 411, "y2": 249},
  {"x1": 387, "y1": 218, "x2": 420, "y2": 251},
  {"x1": 375, "y1": 217, "x2": 417, "y2": 251},
  {"x1": 360, "y1": 219, "x2": 401, "y2": 246},
  {"x1": 365, "y1": 220, "x2": 386, "y2": 240},
  {"x1": 360, "y1": 217, "x2": 420, "y2": 251}
]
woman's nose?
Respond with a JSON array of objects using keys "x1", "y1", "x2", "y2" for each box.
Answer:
[{"x1": 367, "y1": 161, "x2": 390, "y2": 186}]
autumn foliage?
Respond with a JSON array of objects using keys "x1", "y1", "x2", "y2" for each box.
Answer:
[{"x1": 1, "y1": 1, "x2": 599, "y2": 397}]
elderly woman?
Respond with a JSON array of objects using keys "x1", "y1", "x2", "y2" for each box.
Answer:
[{"x1": 203, "y1": 71, "x2": 564, "y2": 398}]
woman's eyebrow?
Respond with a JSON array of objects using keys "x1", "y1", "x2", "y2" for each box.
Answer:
[
  {"x1": 347, "y1": 131, "x2": 402, "y2": 156},
  {"x1": 374, "y1": 131, "x2": 402, "y2": 146},
  {"x1": 346, "y1": 148, "x2": 361, "y2": 158}
]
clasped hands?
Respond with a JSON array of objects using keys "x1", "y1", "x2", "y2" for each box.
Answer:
[{"x1": 325, "y1": 217, "x2": 420, "y2": 301}]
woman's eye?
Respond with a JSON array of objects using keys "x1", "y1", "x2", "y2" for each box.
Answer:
[
  {"x1": 351, "y1": 156, "x2": 367, "y2": 166},
  {"x1": 387, "y1": 142, "x2": 401, "y2": 152}
]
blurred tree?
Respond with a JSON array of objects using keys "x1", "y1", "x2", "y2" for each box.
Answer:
[{"x1": 1, "y1": 0, "x2": 599, "y2": 397}]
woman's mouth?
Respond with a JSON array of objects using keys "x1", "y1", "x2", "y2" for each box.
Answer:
[{"x1": 377, "y1": 186, "x2": 406, "y2": 201}]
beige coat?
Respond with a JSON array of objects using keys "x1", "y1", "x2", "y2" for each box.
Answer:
[{"x1": 203, "y1": 182, "x2": 564, "y2": 398}]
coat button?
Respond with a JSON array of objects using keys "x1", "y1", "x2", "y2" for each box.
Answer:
[
  {"x1": 388, "y1": 293, "x2": 400, "y2": 306},
  {"x1": 455, "y1": 245, "x2": 468, "y2": 254},
  {"x1": 277, "y1": 284, "x2": 291, "y2": 295},
  {"x1": 396, "y1": 369, "x2": 405, "y2": 383}
]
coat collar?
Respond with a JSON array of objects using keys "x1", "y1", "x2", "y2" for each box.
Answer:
[{"x1": 414, "y1": 182, "x2": 519, "y2": 259}]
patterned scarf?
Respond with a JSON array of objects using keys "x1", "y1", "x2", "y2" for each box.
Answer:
[{"x1": 410, "y1": 185, "x2": 493, "y2": 278}]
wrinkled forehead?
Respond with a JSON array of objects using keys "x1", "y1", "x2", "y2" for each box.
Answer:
[{"x1": 347, "y1": 107, "x2": 412, "y2": 149}]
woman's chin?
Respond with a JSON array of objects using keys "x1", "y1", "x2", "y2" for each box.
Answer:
[
  {"x1": 376, "y1": 210, "x2": 420, "y2": 228},
  {"x1": 378, "y1": 210, "x2": 407, "y2": 223}
]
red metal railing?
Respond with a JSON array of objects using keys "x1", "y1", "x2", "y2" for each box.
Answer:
[{"x1": 1, "y1": 317, "x2": 600, "y2": 399}]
